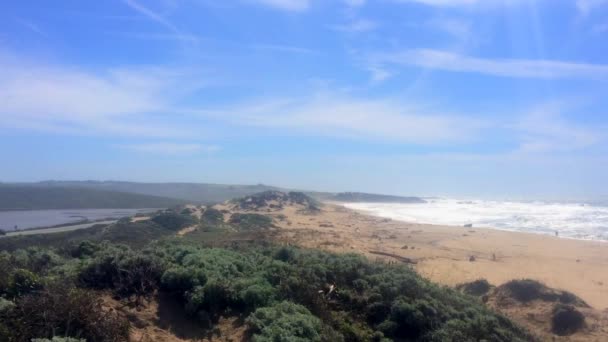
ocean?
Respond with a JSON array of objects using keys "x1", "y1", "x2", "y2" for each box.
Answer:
[{"x1": 343, "y1": 198, "x2": 608, "y2": 242}]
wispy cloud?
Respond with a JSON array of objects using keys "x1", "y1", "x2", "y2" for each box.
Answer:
[
  {"x1": 343, "y1": 0, "x2": 366, "y2": 7},
  {"x1": 576, "y1": 0, "x2": 608, "y2": 16},
  {"x1": 0, "y1": 53, "x2": 208, "y2": 138},
  {"x1": 118, "y1": 142, "x2": 220, "y2": 155},
  {"x1": 392, "y1": 0, "x2": 523, "y2": 7},
  {"x1": 15, "y1": 18, "x2": 47, "y2": 36},
  {"x1": 248, "y1": 0, "x2": 310, "y2": 11},
  {"x1": 251, "y1": 44, "x2": 317, "y2": 54},
  {"x1": 514, "y1": 103, "x2": 604, "y2": 153},
  {"x1": 202, "y1": 93, "x2": 485, "y2": 144},
  {"x1": 331, "y1": 19, "x2": 377, "y2": 33},
  {"x1": 427, "y1": 18, "x2": 471, "y2": 40},
  {"x1": 123, "y1": 0, "x2": 185, "y2": 37},
  {"x1": 368, "y1": 49, "x2": 608, "y2": 80},
  {"x1": 106, "y1": 31, "x2": 200, "y2": 43},
  {"x1": 593, "y1": 22, "x2": 608, "y2": 33}
]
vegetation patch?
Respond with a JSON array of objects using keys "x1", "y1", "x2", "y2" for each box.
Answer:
[
  {"x1": 0, "y1": 284, "x2": 130, "y2": 342},
  {"x1": 233, "y1": 191, "x2": 321, "y2": 212},
  {"x1": 498, "y1": 279, "x2": 588, "y2": 306},
  {"x1": 229, "y1": 213, "x2": 274, "y2": 231},
  {"x1": 456, "y1": 279, "x2": 493, "y2": 297},
  {"x1": 0, "y1": 207, "x2": 534, "y2": 342},
  {"x1": 551, "y1": 304, "x2": 585, "y2": 336}
]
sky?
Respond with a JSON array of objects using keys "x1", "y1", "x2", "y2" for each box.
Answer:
[{"x1": 1, "y1": 0, "x2": 608, "y2": 200}]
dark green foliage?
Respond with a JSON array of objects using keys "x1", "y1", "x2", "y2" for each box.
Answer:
[
  {"x1": 152, "y1": 211, "x2": 196, "y2": 231},
  {"x1": 247, "y1": 301, "x2": 325, "y2": 342},
  {"x1": 69, "y1": 240, "x2": 100, "y2": 258},
  {"x1": 502, "y1": 279, "x2": 543, "y2": 302},
  {"x1": 457, "y1": 279, "x2": 492, "y2": 296},
  {"x1": 551, "y1": 304, "x2": 585, "y2": 336},
  {"x1": 499, "y1": 279, "x2": 588, "y2": 307},
  {"x1": 0, "y1": 284, "x2": 129, "y2": 342},
  {"x1": 229, "y1": 213, "x2": 274, "y2": 231},
  {"x1": 0, "y1": 218, "x2": 532, "y2": 342},
  {"x1": 8, "y1": 269, "x2": 43, "y2": 298},
  {"x1": 201, "y1": 208, "x2": 224, "y2": 225},
  {"x1": 78, "y1": 245, "x2": 165, "y2": 302},
  {"x1": 31, "y1": 338, "x2": 85, "y2": 342},
  {"x1": 232, "y1": 191, "x2": 320, "y2": 212}
]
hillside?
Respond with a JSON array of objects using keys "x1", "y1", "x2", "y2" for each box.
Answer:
[
  {"x1": 325, "y1": 192, "x2": 426, "y2": 203},
  {"x1": 0, "y1": 185, "x2": 185, "y2": 210},
  {"x1": 16, "y1": 181, "x2": 280, "y2": 204}
]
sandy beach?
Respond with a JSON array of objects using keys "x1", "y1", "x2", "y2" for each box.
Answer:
[{"x1": 253, "y1": 202, "x2": 608, "y2": 311}]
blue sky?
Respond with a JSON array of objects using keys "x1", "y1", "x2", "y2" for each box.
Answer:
[{"x1": 1, "y1": 0, "x2": 608, "y2": 199}]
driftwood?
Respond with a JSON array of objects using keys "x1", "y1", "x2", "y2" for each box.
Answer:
[{"x1": 369, "y1": 250, "x2": 417, "y2": 264}]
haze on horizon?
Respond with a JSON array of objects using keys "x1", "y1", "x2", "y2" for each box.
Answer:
[{"x1": 1, "y1": 0, "x2": 608, "y2": 200}]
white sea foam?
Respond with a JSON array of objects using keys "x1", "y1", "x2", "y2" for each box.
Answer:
[{"x1": 343, "y1": 198, "x2": 608, "y2": 241}]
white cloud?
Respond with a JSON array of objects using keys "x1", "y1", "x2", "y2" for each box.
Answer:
[
  {"x1": 15, "y1": 18, "x2": 46, "y2": 36},
  {"x1": 514, "y1": 103, "x2": 603, "y2": 153},
  {"x1": 123, "y1": 0, "x2": 189, "y2": 40},
  {"x1": 249, "y1": 0, "x2": 310, "y2": 11},
  {"x1": 427, "y1": 18, "x2": 471, "y2": 39},
  {"x1": 593, "y1": 22, "x2": 608, "y2": 33},
  {"x1": 392, "y1": 0, "x2": 513, "y2": 7},
  {"x1": 0, "y1": 53, "x2": 207, "y2": 138},
  {"x1": 576, "y1": 0, "x2": 608, "y2": 16},
  {"x1": 204, "y1": 94, "x2": 485, "y2": 144},
  {"x1": 251, "y1": 43, "x2": 317, "y2": 54},
  {"x1": 368, "y1": 48, "x2": 608, "y2": 80},
  {"x1": 343, "y1": 0, "x2": 366, "y2": 7},
  {"x1": 119, "y1": 142, "x2": 220, "y2": 155},
  {"x1": 331, "y1": 19, "x2": 377, "y2": 32}
]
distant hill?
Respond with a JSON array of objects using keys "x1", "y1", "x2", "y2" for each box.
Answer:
[
  {"x1": 325, "y1": 192, "x2": 426, "y2": 203},
  {"x1": 0, "y1": 185, "x2": 185, "y2": 210},
  {"x1": 11, "y1": 181, "x2": 280, "y2": 204}
]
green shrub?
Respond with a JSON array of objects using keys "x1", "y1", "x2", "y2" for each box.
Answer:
[
  {"x1": 456, "y1": 279, "x2": 492, "y2": 296},
  {"x1": 78, "y1": 247, "x2": 165, "y2": 302},
  {"x1": 229, "y1": 213, "x2": 273, "y2": 231},
  {"x1": 32, "y1": 337, "x2": 86, "y2": 342},
  {"x1": 551, "y1": 304, "x2": 585, "y2": 336},
  {"x1": 247, "y1": 301, "x2": 324, "y2": 342},
  {"x1": 152, "y1": 211, "x2": 196, "y2": 231},
  {"x1": 201, "y1": 208, "x2": 224, "y2": 225},
  {"x1": 9, "y1": 269, "x2": 42, "y2": 298},
  {"x1": 1, "y1": 285, "x2": 129, "y2": 342},
  {"x1": 161, "y1": 266, "x2": 207, "y2": 293},
  {"x1": 502, "y1": 279, "x2": 544, "y2": 302}
]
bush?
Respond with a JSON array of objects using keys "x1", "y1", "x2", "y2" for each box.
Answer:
[
  {"x1": 502, "y1": 279, "x2": 543, "y2": 302},
  {"x1": 551, "y1": 304, "x2": 585, "y2": 336},
  {"x1": 201, "y1": 208, "x2": 224, "y2": 225},
  {"x1": 78, "y1": 247, "x2": 165, "y2": 303},
  {"x1": 247, "y1": 301, "x2": 324, "y2": 342},
  {"x1": 1, "y1": 285, "x2": 129, "y2": 342},
  {"x1": 152, "y1": 211, "x2": 196, "y2": 231},
  {"x1": 161, "y1": 266, "x2": 207, "y2": 293},
  {"x1": 9, "y1": 269, "x2": 42, "y2": 298},
  {"x1": 457, "y1": 279, "x2": 492, "y2": 296},
  {"x1": 32, "y1": 338, "x2": 85, "y2": 342},
  {"x1": 229, "y1": 213, "x2": 274, "y2": 231}
]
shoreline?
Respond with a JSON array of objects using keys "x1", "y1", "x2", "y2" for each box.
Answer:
[
  {"x1": 270, "y1": 202, "x2": 608, "y2": 310},
  {"x1": 338, "y1": 201, "x2": 608, "y2": 244}
]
